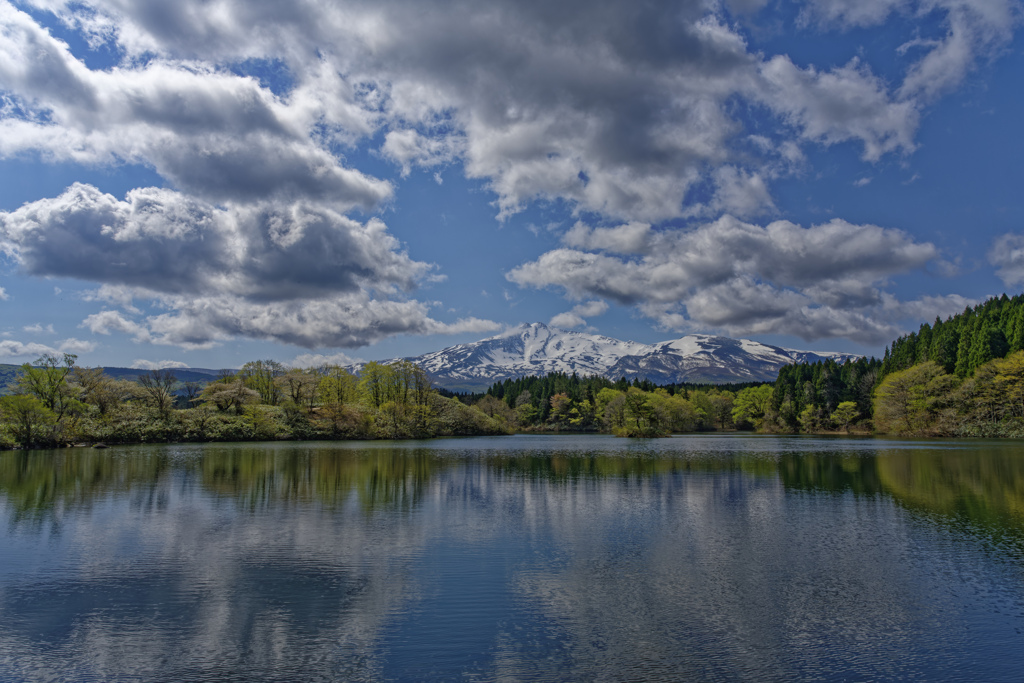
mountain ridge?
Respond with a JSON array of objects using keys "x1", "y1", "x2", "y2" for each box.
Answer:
[{"x1": 393, "y1": 322, "x2": 860, "y2": 391}]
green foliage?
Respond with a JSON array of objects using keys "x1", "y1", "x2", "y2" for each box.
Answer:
[
  {"x1": 771, "y1": 293, "x2": 1024, "y2": 435},
  {"x1": 830, "y1": 401, "x2": 860, "y2": 432},
  {"x1": 200, "y1": 380, "x2": 260, "y2": 413},
  {"x1": 317, "y1": 365, "x2": 359, "y2": 407},
  {"x1": 239, "y1": 359, "x2": 285, "y2": 405},
  {"x1": 479, "y1": 371, "x2": 738, "y2": 435},
  {"x1": 885, "y1": 293, "x2": 1024, "y2": 379},
  {"x1": 615, "y1": 388, "x2": 667, "y2": 437},
  {"x1": 0, "y1": 394, "x2": 55, "y2": 448},
  {"x1": 873, "y1": 362, "x2": 952, "y2": 435},
  {"x1": 732, "y1": 385, "x2": 773, "y2": 430},
  {"x1": 866, "y1": 352, "x2": 1024, "y2": 437},
  {"x1": 772, "y1": 357, "x2": 880, "y2": 433},
  {"x1": 17, "y1": 353, "x2": 80, "y2": 421},
  {"x1": 137, "y1": 368, "x2": 178, "y2": 417},
  {"x1": 0, "y1": 356, "x2": 513, "y2": 448}
]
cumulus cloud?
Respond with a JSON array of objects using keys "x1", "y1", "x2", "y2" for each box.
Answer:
[
  {"x1": 81, "y1": 295, "x2": 499, "y2": 350},
  {"x1": 989, "y1": 233, "x2": 1024, "y2": 286},
  {"x1": 130, "y1": 359, "x2": 190, "y2": 370},
  {"x1": 0, "y1": 337, "x2": 94, "y2": 358},
  {"x1": 56, "y1": 337, "x2": 96, "y2": 354},
  {"x1": 0, "y1": 3, "x2": 391, "y2": 208},
  {"x1": 381, "y1": 129, "x2": 464, "y2": 177},
  {"x1": 2, "y1": 183, "x2": 500, "y2": 348},
  {"x1": 0, "y1": 340, "x2": 60, "y2": 358},
  {"x1": 799, "y1": 0, "x2": 1020, "y2": 102},
  {"x1": 550, "y1": 299, "x2": 609, "y2": 329},
  {"x1": 757, "y1": 56, "x2": 918, "y2": 162},
  {"x1": 1, "y1": 183, "x2": 428, "y2": 300},
  {"x1": 4, "y1": 0, "x2": 983, "y2": 226},
  {"x1": 0, "y1": 0, "x2": 1017, "y2": 349},
  {"x1": 287, "y1": 352, "x2": 360, "y2": 369},
  {"x1": 23, "y1": 323, "x2": 55, "y2": 334},
  {"x1": 510, "y1": 216, "x2": 960, "y2": 343},
  {"x1": 562, "y1": 221, "x2": 654, "y2": 254}
]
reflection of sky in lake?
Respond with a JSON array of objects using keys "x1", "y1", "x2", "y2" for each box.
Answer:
[{"x1": 1, "y1": 435, "x2": 1023, "y2": 681}]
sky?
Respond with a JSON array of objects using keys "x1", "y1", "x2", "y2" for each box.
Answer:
[{"x1": 1, "y1": 0, "x2": 1023, "y2": 371}]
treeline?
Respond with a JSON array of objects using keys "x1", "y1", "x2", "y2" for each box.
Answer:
[
  {"x1": 478, "y1": 372, "x2": 749, "y2": 437},
  {"x1": 763, "y1": 293, "x2": 1024, "y2": 436},
  {"x1": 0, "y1": 355, "x2": 508, "y2": 449},
  {"x1": 883, "y1": 293, "x2": 1024, "y2": 376},
  {"x1": 767, "y1": 357, "x2": 882, "y2": 433}
]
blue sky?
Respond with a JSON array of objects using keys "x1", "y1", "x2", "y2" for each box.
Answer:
[{"x1": 1, "y1": 0, "x2": 1023, "y2": 370}]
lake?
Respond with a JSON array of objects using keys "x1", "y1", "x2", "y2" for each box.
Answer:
[{"x1": 1, "y1": 434, "x2": 1022, "y2": 681}]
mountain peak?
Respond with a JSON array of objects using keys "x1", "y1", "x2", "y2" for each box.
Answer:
[{"x1": 408, "y1": 325, "x2": 859, "y2": 391}]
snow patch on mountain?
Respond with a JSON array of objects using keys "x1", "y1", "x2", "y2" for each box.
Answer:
[{"x1": 397, "y1": 323, "x2": 860, "y2": 390}]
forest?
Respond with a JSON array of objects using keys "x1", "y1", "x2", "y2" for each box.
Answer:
[
  {"x1": 475, "y1": 373, "x2": 752, "y2": 437},
  {"x1": 768, "y1": 293, "x2": 1024, "y2": 437}
]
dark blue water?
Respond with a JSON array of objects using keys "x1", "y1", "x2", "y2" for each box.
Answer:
[{"x1": 1, "y1": 435, "x2": 1023, "y2": 681}]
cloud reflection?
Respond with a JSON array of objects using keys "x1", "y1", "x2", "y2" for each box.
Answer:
[{"x1": 1, "y1": 438, "x2": 1022, "y2": 680}]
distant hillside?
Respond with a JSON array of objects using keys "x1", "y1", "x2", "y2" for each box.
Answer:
[
  {"x1": 96, "y1": 366, "x2": 232, "y2": 383},
  {"x1": 0, "y1": 364, "x2": 234, "y2": 396},
  {"x1": 0, "y1": 365, "x2": 22, "y2": 394}
]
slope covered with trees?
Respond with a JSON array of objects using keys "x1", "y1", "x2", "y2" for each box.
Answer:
[{"x1": 769, "y1": 293, "x2": 1024, "y2": 436}]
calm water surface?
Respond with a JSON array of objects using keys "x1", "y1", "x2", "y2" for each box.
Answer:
[{"x1": 1, "y1": 434, "x2": 1023, "y2": 681}]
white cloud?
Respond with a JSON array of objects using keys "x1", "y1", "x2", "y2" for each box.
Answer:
[
  {"x1": 82, "y1": 310, "x2": 151, "y2": 342},
  {"x1": 2, "y1": 0, "x2": 966, "y2": 227},
  {"x1": 287, "y1": 352, "x2": 360, "y2": 369},
  {"x1": 0, "y1": 3, "x2": 391, "y2": 209},
  {"x1": 2, "y1": 0, "x2": 1010, "y2": 225},
  {"x1": 797, "y1": 0, "x2": 908, "y2": 29},
  {"x1": 989, "y1": 233, "x2": 1024, "y2": 286},
  {"x1": 381, "y1": 129, "x2": 463, "y2": 177},
  {"x1": 563, "y1": 221, "x2": 653, "y2": 255},
  {"x1": 0, "y1": 339, "x2": 62, "y2": 358},
  {"x1": 573, "y1": 300, "x2": 610, "y2": 318},
  {"x1": 0, "y1": 336, "x2": 91, "y2": 358},
  {"x1": 702, "y1": 166, "x2": 778, "y2": 219},
  {"x1": 757, "y1": 56, "x2": 918, "y2": 162},
  {"x1": 1, "y1": 183, "x2": 500, "y2": 348},
  {"x1": 130, "y1": 359, "x2": 190, "y2": 370},
  {"x1": 0, "y1": 0, "x2": 1017, "y2": 350},
  {"x1": 549, "y1": 312, "x2": 587, "y2": 329},
  {"x1": 800, "y1": 0, "x2": 1021, "y2": 103},
  {"x1": 57, "y1": 337, "x2": 95, "y2": 354},
  {"x1": 1, "y1": 184, "x2": 427, "y2": 300},
  {"x1": 550, "y1": 300, "x2": 610, "y2": 329},
  {"x1": 511, "y1": 215, "x2": 953, "y2": 343},
  {"x1": 80, "y1": 293, "x2": 499, "y2": 350},
  {"x1": 23, "y1": 323, "x2": 55, "y2": 334}
]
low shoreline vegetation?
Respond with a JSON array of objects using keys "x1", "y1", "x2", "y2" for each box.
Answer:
[{"x1": 0, "y1": 357, "x2": 509, "y2": 450}]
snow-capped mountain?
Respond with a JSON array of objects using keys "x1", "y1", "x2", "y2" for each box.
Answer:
[{"x1": 399, "y1": 323, "x2": 859, "y2": 390}]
